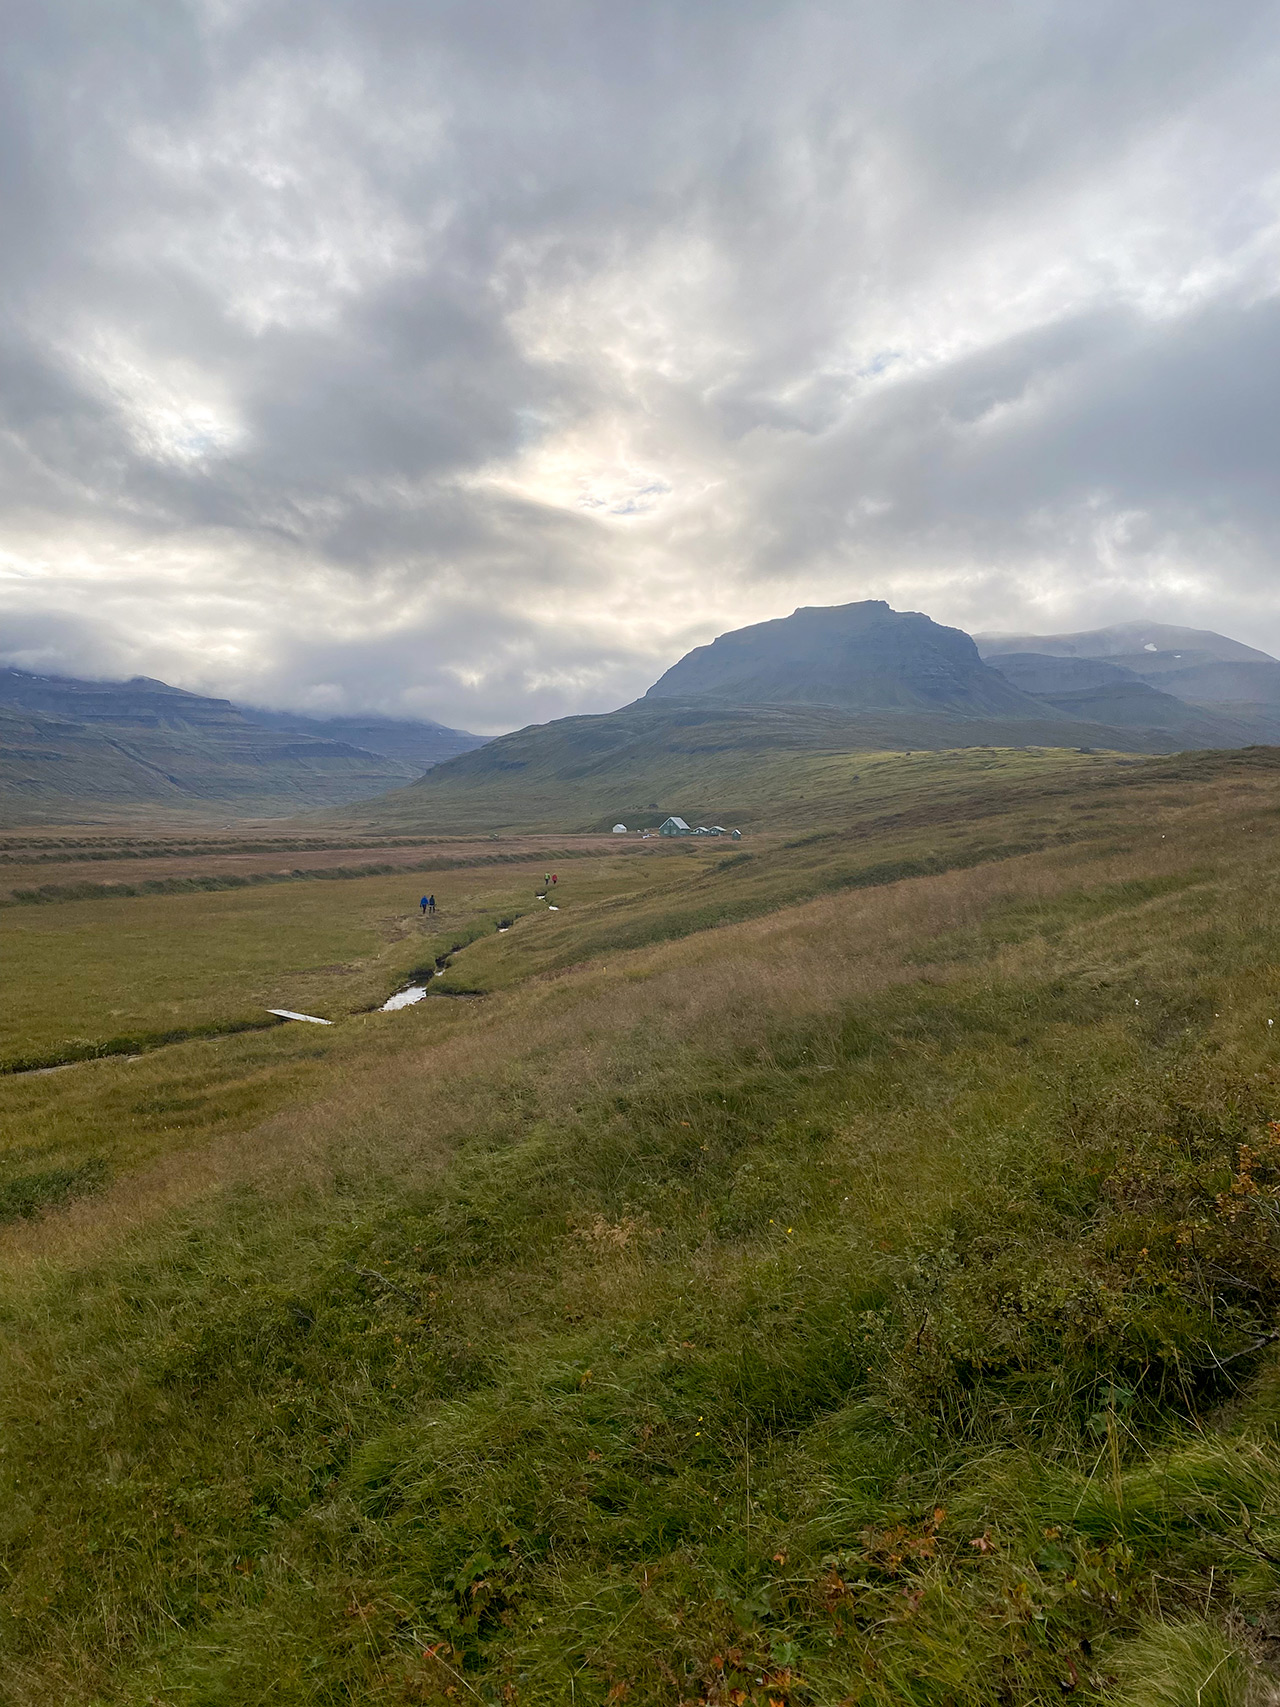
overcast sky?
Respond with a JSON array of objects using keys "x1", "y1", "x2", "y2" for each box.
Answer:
[{"x1": 2, "y1": 1, "x2": 1280, "y2": 732}]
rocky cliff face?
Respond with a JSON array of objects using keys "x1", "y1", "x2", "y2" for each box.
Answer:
[{"x1": 644, "y1": 600, "x2": 1049, "y2": 716}]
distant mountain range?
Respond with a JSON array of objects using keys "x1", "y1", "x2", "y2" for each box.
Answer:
[
  {"x1": 0, "y1": 668, "x2": 485, "y2": 822},
  {"x1": 974, "y1": 622, "x2": 1280, "y2": 737},
  {"x1": 7, "y1": 603, "x2": 1280, "y2": 828},
  {"x1": 361, "y1": 601, "x2": 1280, "y2": 834},
  {"x1": 646, "y1": 603, "x2": 1280, "y2": 747}
]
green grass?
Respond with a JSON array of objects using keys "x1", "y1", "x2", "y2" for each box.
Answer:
[
  {"x1": 6, "y1": 750, "x2": 1280, "y2": 1700},
  {"x1": 0, "y1": 860, "x2": 578, "y2": 1068},
  {"x1": 342, "y1": 704, "x2": 1137, "y2": 834}
]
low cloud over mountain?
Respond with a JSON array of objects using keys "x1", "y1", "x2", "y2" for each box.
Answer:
[{"x1": 3, "y1": 2, "x2": 1280, "y2": 730}]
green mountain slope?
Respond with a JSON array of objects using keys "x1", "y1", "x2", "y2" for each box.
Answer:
[
  {"x1": 0, "y1": 669, "x2": 482, "y2": 823},
  {"x1": 0, "y1": 705, "x2": 200, "y2": 814},
  {"x1": 341, "y1": 696, "x2": 1184, "y2": 835},
  {"x1": 237, "y1": 706, "x2": 487, "y2": 768},
  {"x1": 350, "y1": 602, "x2": 1279, "y2": 838}
]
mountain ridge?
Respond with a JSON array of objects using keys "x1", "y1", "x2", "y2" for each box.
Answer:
[
  {"x1": 365, "y1": 602, "x2": 1280, "y2": 834},
  {"x1": 646, "y1": 599, "x2": 1047, "y2": 716},
  {"x1": 235, "y1": 706, "x2": 486, "y2": 768},
  {"x1": 7, "y1": 606, "x2": 1280, "y2": 830},
  {"x1": 975, "y1": 621, "x2": 1280, "y2": 742},
  {"x1": 975, "y1": 620, "x2": 1274, "y2": 664},
  {"x1": 0, "y1": 667, "x2": 486, "y2": 822}
]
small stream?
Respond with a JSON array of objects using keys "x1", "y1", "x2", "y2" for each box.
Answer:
[
  {"x1": 377, "y1": 918, "x2": 515, "y2": 1012},
  {"x1": 7, "y1": 915, "x2": 516, "y2": 1074}
]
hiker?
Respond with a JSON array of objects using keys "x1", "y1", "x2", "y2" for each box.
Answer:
[
  {"x1": 428, "y1": 894, "x2": 436, "y2": 915},
  {"x1": 420, "y1": 895, "x2": 429, "y2": 915},
  {"x1": 551, "y1": 874, "x2": 557, "y2": 886}
]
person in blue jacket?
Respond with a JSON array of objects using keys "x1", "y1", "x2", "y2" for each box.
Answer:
[{"x1": 420, "y1": 895, "x2": 429, "y2": 914}]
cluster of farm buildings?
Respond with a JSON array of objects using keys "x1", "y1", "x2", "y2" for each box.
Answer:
[{"x1": 611, "y1": 817, "x2": 742, "y2": 838}]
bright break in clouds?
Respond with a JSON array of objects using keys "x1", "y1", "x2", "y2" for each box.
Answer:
[{"x1": 2, "y1": 0, "x2": 1280, "y2": 732}]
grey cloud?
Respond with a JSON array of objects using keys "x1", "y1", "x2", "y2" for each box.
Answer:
[
  {"x1": 756, "y1": 291, "x2": 1280, "y2": 574},
  {"x1": 3, "y1": 0, "x2": 1280, "y2": 722}
]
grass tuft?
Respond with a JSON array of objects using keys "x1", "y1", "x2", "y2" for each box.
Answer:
[{"x1": 1110, "y1": 1619, "x2": 1262, "y2": 1707}]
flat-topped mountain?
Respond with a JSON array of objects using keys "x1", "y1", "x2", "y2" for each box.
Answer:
[
  {"x1": 646, "y1": 600, "x2": 1045, "y2": 716},
  {"x1": 0, "y1": 669, "x2": 251, "y2": 731},
  {"x1": 368, "y1": 600, "x2": 1274, "y2": 835},
  {"x1": 0, "y1": 667, "x2": 485, "y2": 822},
  {"x1": 10, "y1": 605, "x2": 1280, "y2": 831}
]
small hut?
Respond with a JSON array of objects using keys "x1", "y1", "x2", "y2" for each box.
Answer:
[{"x1": 612, "y1": 823, "x2": 627, "y2": 833}]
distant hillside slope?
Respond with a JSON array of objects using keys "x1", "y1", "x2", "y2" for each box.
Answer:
[
  {"x1": 1143, "y1": 659, "x2": 1280, "y2": 704},
  {"x1": 982, "y1": 652, "x2": 1276, "y2": 744},
  {"x1": 340, "y1": 696, "x2": 1191, "y2": 835},
  {"x1": 646, "y1": 600, "x2": 1048, "y2": 716},
  {"x1": 0, "y1": 668, "x2": 481, "y2": 823},
  {"x1": 237, "y1": 707, "x2": 486, "y2": 769},
  {"x1": 976, "y1": 620, "x2": 1274, "y2": 664},
  {"x1": 1024, "y1": 682, "x2": 1269, "y2": 745},
  {"x1": 0, "y1": 704, "x2": 200, "y2": 815},
  {"x1": 976, "y1": 621, "x2": 1280, "y2": 743},
  {"x1": 988, "y1": 653, "x2": 1144, "y2": 694}
]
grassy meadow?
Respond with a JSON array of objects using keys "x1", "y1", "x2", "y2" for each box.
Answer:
[
  {"x1": 6, "y1": 747, "x2": 1280, "y2": 1702},
  {"x1": 343, "y1": 705, "x2": 1138, "y2": 835},
  {"x1": 0, "y1": 844, "x2": 642, "y2": 1070}
]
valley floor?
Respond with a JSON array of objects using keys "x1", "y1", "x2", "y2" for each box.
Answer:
[{"x1": 5, "y1": 748, "x2": 1280, "y2": 1703}]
